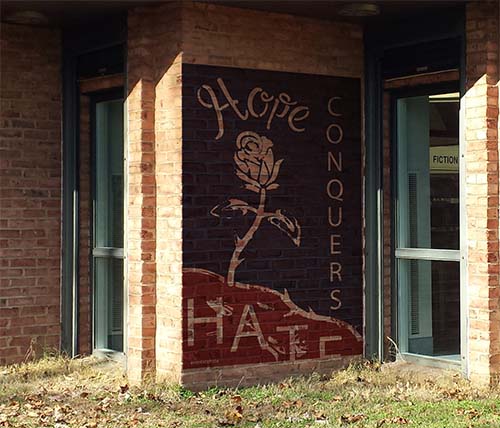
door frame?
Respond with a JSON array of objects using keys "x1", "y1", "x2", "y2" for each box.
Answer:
[
  {"x1": 61, "y1": 15, "x2": 126, "y2": 357},
  {"x1": 388, "y1": 80, "x2": 466, "y2": 373},
  {"x1": 89, "y1": 88, "x2": 126, "y2": 359},
  {"x1": 363, "y1": 6, "x2": 465, "y2": 370}
]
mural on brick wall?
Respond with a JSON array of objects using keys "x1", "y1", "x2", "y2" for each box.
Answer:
[
  {"x1": 211, "y1": 131, "x2": 302, "y2": 287},
  {"x1": 182, "y1": 64, "x2": 363, "y2": 368}
]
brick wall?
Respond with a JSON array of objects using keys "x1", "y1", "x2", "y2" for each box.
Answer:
[
  {"x1": 182, "y1": 63, "x2": 363, "y2": 382},
  {"x1": 128, "y1": 1, "x2": 364, "y2": 387},
  {"x1": 127, "y1": 6, "x2": 161, "y2": 382},
  {"x1": 464, "y1": 1, "x2": 500, "y2": 386},
  {"x1": 78, "y1": 94, "x2": 92, "y2": 355},
  {"x1": 152, "y1": 4, "x2": 184, "y2": 383},
  {"x1": 0, "y1": 24, "x2": 62, "y2": 364},
  {"x1": 182, "y1": 2, "x2": 362, "y2": 78},
  {"x1": 182, "y1": 2, "x2": 363, "y2": 388}
]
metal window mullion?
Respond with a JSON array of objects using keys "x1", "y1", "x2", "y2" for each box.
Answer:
[
  {"x1": 61, "y1": 50, "x2": 79, "y2": 357},
  {"x1": 92, "y1": 247, "x2": 124, "y2": 258},
  {"x1": 364, "y1": 47, "x2": 384, "y2": 361},
  {"x1": 395, "y1": 248, "x2": 460, "y2": 261}
]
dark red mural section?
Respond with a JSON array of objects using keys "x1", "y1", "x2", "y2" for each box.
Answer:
[
  {"x1": 183, "y1": 270, "x2": 362, "y2": 369},
  {"x1": 182, "y1": 64, "x2": 362, "y2": 368}
]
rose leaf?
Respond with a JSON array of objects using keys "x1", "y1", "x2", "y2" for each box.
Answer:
[
  {"x1": 210, "y1": 199, "x2": 257, "y2": 218},
  {"x1": 267, "y1": 209, "x2": 301, "y2": 246}
]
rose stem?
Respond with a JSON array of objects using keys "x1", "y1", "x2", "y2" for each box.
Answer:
[{"x1": 227, "y1": 188, "x2": 267, "y2": 287}]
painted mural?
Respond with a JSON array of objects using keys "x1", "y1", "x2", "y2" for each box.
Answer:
[
  {"x1": 211, "y1": 131, "x2": 302, "y2": 287},
  {"x1": 182, "y1": 64, "x2": 363, "y2": 368}
]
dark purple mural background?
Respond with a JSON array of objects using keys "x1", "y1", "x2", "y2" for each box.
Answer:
[{"x1": 182, "y1": 63, "x2": 362, "y2": 334}]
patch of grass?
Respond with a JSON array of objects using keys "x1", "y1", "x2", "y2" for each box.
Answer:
[{"x1": 1, "y1": 356, "x2": 500, "y2": 427}]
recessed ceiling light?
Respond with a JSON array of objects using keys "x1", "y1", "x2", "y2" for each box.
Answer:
[
  {"x1": 4, "y1": 11, "x2": 49, "y2": 26},
  {"x1": 338, "y1": 3, "x2": 380, "y2": 17}
]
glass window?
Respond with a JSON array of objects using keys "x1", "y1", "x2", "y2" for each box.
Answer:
[
  {"x1": 94, "y1": 258, "x2": 124, "y2": 352},
  {"x1": 95, "y1": 100, "x2": 124, "y2": 249},
  {"x1": 93, "y1": 97, "x2": 124, "y2": 353},
  {"x1": 397, "y1": 94, "x2": 459, "y2": 250},
  {"x1": 395, "y1": 91, "x2": 460, "y2": 361},
  {"x1": 398, "y1": 259, "x2": 460, "y2": 357}
]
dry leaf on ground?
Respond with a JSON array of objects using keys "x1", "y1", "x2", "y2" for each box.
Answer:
[{"x1": 340, "y1": 413, "x2": 365, "y2": 424}]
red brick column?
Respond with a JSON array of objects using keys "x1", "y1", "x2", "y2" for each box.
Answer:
[
  {"x1": 127, "y1": 3, "x2": 184, "y2": 383},
  {"x1": 127, "y1": 9, "x2": 158, "y2": 382},
  {"x1": 465, "y1": 1, "x2": 500, "y2": 385},
  {"x1": 152, "y1": 3, "x2": 184, "y2": 382}
]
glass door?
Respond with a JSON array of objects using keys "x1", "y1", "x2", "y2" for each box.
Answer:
[
  {"x1": 395, "y1": 90, "x2": 461, "y2": 361},
  {"x1": 92, "y1": 94, "x2": 124, "y2": 353}
]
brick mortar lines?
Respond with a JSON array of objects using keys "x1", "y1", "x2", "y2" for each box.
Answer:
[
  {"x1": 126, "y1": 0, "x2": 364, "y2": 386},
  {"x1": 465, "y1": 1, "x2": 500, "y2": 385},
  {"x1": 0, "y1": 24, "x2": 62, "y2": 364},
  {"x1": 130, "y1": 1, "x2": 363, "y2": 386}
]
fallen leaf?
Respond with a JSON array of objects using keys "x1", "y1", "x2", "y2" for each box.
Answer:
[
  {"x1": 314, "y1": 411, "x2": 327, "y2": 420},
  {"x1": 98, "y1": 397, "x2": 112, "y2": 409},
  {"x1": 340, "y1": 414, "x2": 365, "y2": 424},
  {"x1": 391, "y1": 416, "x2": 409, "y2": 424},
  {"x1": 457, "y1": 408, "x2": 480, "y2": 419},
  {"x1": 221, "y1": 406, "x2": 243, "y2": 426},
  {"x1": 377, "y1": 416, "x2": 409, "y2": 426},
  {"x1": 53, "y1": 406, "x2": 67, "y2": 423},
  {"x1": 294, "y1": 399, "x2": 304, "y2": 408}
]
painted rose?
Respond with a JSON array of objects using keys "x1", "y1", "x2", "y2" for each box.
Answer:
[
  {"x1": 211, "y1": 130, "x2": 301, "y2": 287},
  {"x1": 234, "y1": 131, "x2": 283, "y2": 192}
]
